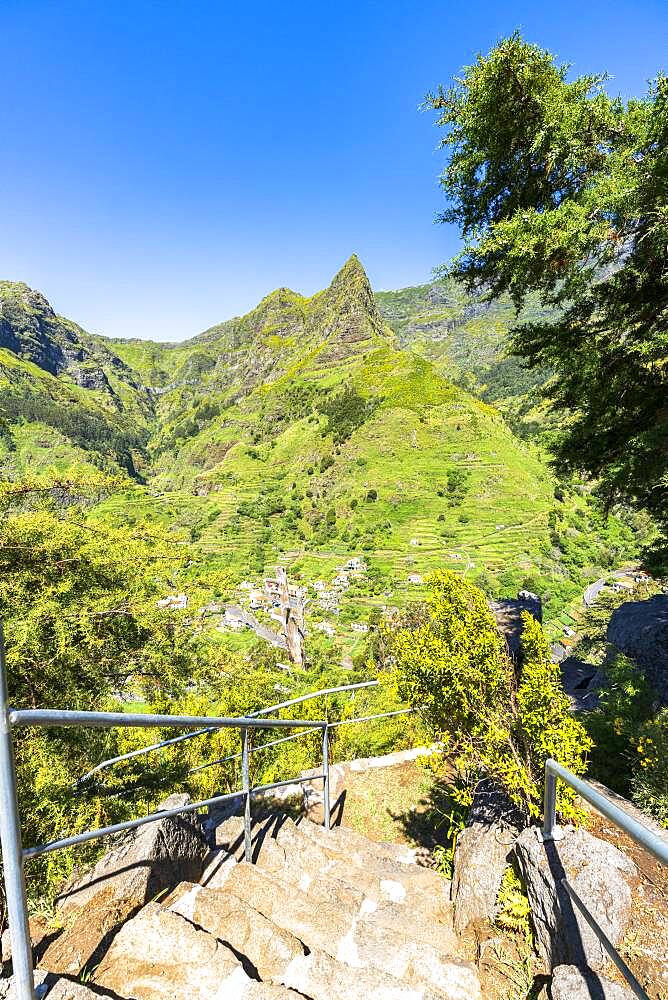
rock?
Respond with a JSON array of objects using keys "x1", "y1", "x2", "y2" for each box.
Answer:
[
  {"x1": 93, "y1": 901, "x2": 252, "y2": 999},
  {"x1": 40, "y1": 885, "x2": 139, "y2": 976},
  {"x1": 168, "y1": 881, "x2": 306, "y2": 981},
  {"x1": 42, "y1": 981, "x2": 106, "y2": 1000},
  {"x1": 223, "y1": 863, "x2": 480, "y2": 997},
  {"x1": 514, "y1": 826, "x2": 636, "y2": 971},
  {"x1": 282, "y1": 948, "x2": 471, "y2": 1000},
  {"x1": 56, "y1": 793, "x2": 209, "y2": 916},
  {"x1": 490, "y1": 591, "x2": 542, "y2": 659},
  {"x1": 0, "y1": 969, "x2": 50, "y2": 1000},
  {"x1": 452, "y1": 778, "x2": 524, "y2": 934},
  {"x1": 550, "y1": 964, "x2": 638, "y2": 1000},
  {"x1": 297, "y1": 816, "x2": 419, "y2": 866},
  {"x1": 608, "y1": 595, "x2": 668, "y2": 704},
  {"x1": 1, "y1": 915, "x2": 50, "y2": 966},
  {"x1": 248, "y1": 817, "x2": 454, "y2": 931}
]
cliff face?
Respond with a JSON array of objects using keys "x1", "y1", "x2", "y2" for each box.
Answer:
[
  {"x1": 0, "y1": 280, "x2": 149, "y2": 402},
  {"x1": 608, "y1": 594, "x2": 668, "y2": 703}
]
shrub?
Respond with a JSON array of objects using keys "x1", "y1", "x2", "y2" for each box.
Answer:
[
  {"x1": 385, "y1": 572, "x2": 590, "y2": 821},
  {"x1": 632, "y1": 709, "x2": 668, "y2": 827},
  {"x1": 366, "y1": 489, "x2": 378, "y2": 502}
]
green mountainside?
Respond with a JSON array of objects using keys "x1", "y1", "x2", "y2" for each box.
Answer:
[
  {"x1": 0, "y1": 258, "x2": 642, "y2": 652},
  {"x1": 376, "y1": 278, "x2": 555, "y2": 438}
]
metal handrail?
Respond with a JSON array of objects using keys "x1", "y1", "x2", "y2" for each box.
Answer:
[
  {"x1": 75, "y1": 679, "x2": 381, "y2": 787},
  {"x1": 541, "y1": 759, "x2": 668, "y2": 1000},
  {"x1": 188, "y1": 707, "x2": 416, "y2": 776},
  {"x1": 0, "y1": 627, "x2": 416, "y2": 1000}
]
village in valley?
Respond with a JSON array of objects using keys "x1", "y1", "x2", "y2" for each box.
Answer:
[{"x1": 154, "y1": 554, "x2": 426, "y2": 667}]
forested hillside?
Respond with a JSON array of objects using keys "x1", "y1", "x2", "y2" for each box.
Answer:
[{"x1": 0, "y1": 257, "x2": 645, "y2": 657}]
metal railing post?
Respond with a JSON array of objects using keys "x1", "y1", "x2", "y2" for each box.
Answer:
[
  {"x1": 0, "y1": 626, "x2": 36, "y2": 1000},
  {"x1": 541, "y1": 760, "x2": 561, "y2": 842},
  {"x1": 322, "y1": 724, "x2": 330, "y2": 831},
  {"x1": 241, "y1": 727, "x2": 252, "y2": 862}
]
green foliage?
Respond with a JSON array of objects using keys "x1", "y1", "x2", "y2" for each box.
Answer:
[
  {"x1": 443, "y1": 466, "x2": 470, "y2": 506},
  {"x1": 430, "y1": 778, "x2": 472, "y2": 879},
  {"x1": 318, "y1": 385, "x2": 379, "y2": 445},
  {"x1": 429, "y1": 33, "x2": 668, "y2": 531},
  {"x1": 496, "y1": 866, "x2": 532, "y2": 942},
  {"x1": 0, "y1": 475, "x2": 199, "y2": 905},
  {"x1": 386, "y1": 572, "x2": 591, "y2": 819},
  {"x1": 632, "y1": 709, "x2": 668, "y2": 828},
  {"x1": 0, "y1": 390, "x2": 147, "y2": 476}
]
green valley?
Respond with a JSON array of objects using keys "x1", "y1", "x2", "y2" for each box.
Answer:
[{"x1": 0, "y1": 257, "x2": 643, "y2": 658}]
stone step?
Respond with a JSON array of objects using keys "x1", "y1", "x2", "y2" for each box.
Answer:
[
  {"x1": 92, "y1": 902, "x2": 301, "y2": 1000},
  {"x1": 166, "y1": 882, "x2": 458, "y2": 1000},
  {"x1": 220, "y1": 862, "x2": 481, "y2": 999},
  {"x1": 296, "y1": 816, "x2": 419, "y2": 867},
  {"x1": 211, "y1": 815, "x2": 454, "y2": 931}
]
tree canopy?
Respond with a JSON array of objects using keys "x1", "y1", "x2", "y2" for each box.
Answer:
[
  {"x1": 385, "y1": 571, "x2": 590, "y2": 820},
  {"x1": 428, "y1": 34, "x2": 668, "y2": 531}
]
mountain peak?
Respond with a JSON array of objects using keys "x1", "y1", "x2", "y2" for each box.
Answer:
[
  {"x1": 328, "y1": 253, "x2": 370, "y2": 291},
  {"x1": 306, "y1": 255, "x2": 390, "y2": 364}
]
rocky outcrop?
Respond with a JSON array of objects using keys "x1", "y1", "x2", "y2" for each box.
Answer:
[
  {"x1": 0, "y1": 280, "x2": 146, "y2": 400},
  {"x1": 94, "y1": 901, "x2": 299, "y2": 1000},
  {"x1": 550, "y1": 964, "x2": 638, "y2": 1000},
  {"x1": 452, "y1": 778, "x2": 524, "y2": 934},
  {"x1": 55, "y1": 793, "x2": 209, "y2": 918},
  {"x1": 490, "y1": 590, "x2": 542, "y2": 659},
  {"x1": 608, "y1": 594, "x2": 668, "y2": 703},
  {"x1": 514, "y1": 826, "x2": 636, "y2": 972}
]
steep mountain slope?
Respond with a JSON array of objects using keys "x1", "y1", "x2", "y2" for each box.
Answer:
[
  {"x1": 0, "y1": 282, "x2": 154, "y2": 478},
  {"x1": 0, "y1": 259, "x2": 640, "y2": 648},
  {"x1": 375, "y1": 278, "x2": 554, "y2": 437}
]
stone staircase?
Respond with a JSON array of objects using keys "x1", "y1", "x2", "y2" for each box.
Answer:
[{"x1": 58, "y1": 813, "x2": 481, "y2": 1000}]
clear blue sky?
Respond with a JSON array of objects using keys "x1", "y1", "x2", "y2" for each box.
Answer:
[{"x1": 1, "y1": 0, "x2": 665, "y2": 342}]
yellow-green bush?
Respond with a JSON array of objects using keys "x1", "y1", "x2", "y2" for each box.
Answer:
[{"x1": 385, "y1": 571, "x2": 591, "y2": 821}]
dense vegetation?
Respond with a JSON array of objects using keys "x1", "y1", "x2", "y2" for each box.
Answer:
[
  {"x1": 385, "y1": 572, "x2": 590, "y2": 821},
  {"x1": 427, "y1": 33, "x2": 668, "y2": 536}
]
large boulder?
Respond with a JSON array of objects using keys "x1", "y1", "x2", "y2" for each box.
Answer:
[
  {"x1": 168, "y1": 881, "x2": 305, "y2": 981},
  {"x1": 56, "y1": 793, "x2": 209, "y2": 916},
  {"x1": 282, "y1": 948, "x2": 478, "y2": 1000},
  {"x1": 608, "y1": 594, "x2": 668, "y2": 704},
  {"x1": 93, "y1": 901, "x2": 287, "y2": 1000},
  {"x1": 222, "y1": 862, "x2": 480, "y2": 998},
  {"x1": 514, "y1": 826, "x2": 636, "y2": 972},
  {"x1": 0, "y1": 970, "x2": 50, "y2": 1000},
  {"x1": 452, "y1": 778, "x2": 524, "y2": 934},
  {"x1": 40, "y1": 885, "x2": 140, "y2": 977},
  {"x1": 1, "y1": 915, "x2": 50, "y2": 967},
  {"x1": 550, "y1": 964, "x2": 638, "y2": 1000}
]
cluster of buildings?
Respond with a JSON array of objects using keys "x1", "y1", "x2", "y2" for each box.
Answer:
[{"x1": 314, "y1": 557, "x2": 366, "y2": 615}]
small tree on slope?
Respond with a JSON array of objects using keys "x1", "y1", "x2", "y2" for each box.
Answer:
[{"x1": 385, "y1": 571, "x2": 590, "y2": 821}]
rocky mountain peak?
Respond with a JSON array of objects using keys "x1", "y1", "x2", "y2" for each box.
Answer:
[{"x1": 309, "y1": 255, "x2": 391, "y2": 363}]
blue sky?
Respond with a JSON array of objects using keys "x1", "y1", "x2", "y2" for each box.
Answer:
[{"x1": 1, "y1": 0, "x2": 666, "y2": 342}]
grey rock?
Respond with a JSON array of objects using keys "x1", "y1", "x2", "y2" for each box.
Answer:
[
  {"x1": 282, "y1": 948, "x2": 476, "y2": 1000},
  {"x1": 550, "y1": 964, "x2": 637, "y2": 1000},
  {"x1": 514, "y1": 827, "x2": 636, "y2": 971},
  {"x1": 0, "y1": 969, "x2": 50, "y2": 1000},
  {"x1": 93, "y1": 902, "x2": 250, "y2": 1000},
  {"x1": 168, "y1": 881, "x2": 305, "y2": 981},
  {"x1": 222, "y1": 862, "x2": 479, "y2": 997},
  {"x1": 490, "y1": 591, "x2": 542, "y2": 658},
  {"x1": 452, "y1": 778, "x2": 524, "y2": 934},
  {"x1": 608, "y1": 595, "x2": 668, "y2": 704},
  {"x1": 56, "y1": 793, "x2": 209, "y2": 916}
]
